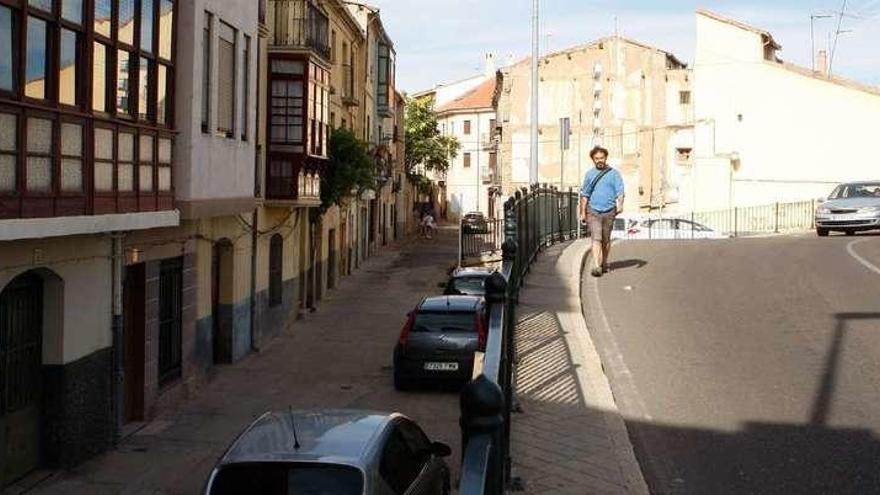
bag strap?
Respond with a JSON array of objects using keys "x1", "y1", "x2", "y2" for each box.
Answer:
[{"x1": 585, "y1": 167, "x2": 613, "y2": 198}]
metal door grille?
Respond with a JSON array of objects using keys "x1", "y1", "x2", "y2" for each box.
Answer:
[
  {"x1": 158, "y1": 258, "x2": 183, "y2": 386},
  {"x1": 0, "y1": 274, "x2": 43, "y2": 416}
]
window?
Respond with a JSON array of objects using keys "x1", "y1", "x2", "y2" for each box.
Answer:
[
  {"x1": 330, "y1": 111, "x2": 335, "y2": 129},
  {"x1": 158, "y1": 0, "x2": 172, "y2": 60},
  {"x1": 119, "y1": 0, "x2": 134, "y2": 45},
  {"x1": 0, "y1": 113, "x2": 18, "y2": 192},
  {"x1": 94, "y1": 127, "x2": 114, "y2": 192},
  {"x1": 139, "y1": 134, "x2": 154, "y2": 192},
  {"x1": 201, "y1": 12, "x2": 212, "y2": 132},
  {"x1": 217, "y1": 21, "x2": 236, "y2": 137},
  {"x1": 140, "y1": 0, "x2": 153, "y2": 52},
  {"x1": 379, "y1": 424, "x2": 427, "y2": 494},
  {"x1": 330, "y1": 30, "x2": 336, "y2": 63},
  {"x1": 0, "y1": 7, "x2": 16, "y2": 92},
  {"x1": 59, "y1": 28, "x2": 82, "y2": 106},
  {"x1": 158, "y1": 137, "x2": 171, "y2": 191},
  {"x1": 92, "y1": 42, "x2": 108, "y2": 112},
  {"x1": 489, "y1": 119, "x2": 496, "y2": 136},
  {"x1": 138, "y1": 56, "x2": 151, "y2": 120},
  {"x1": 464, "y1": 120, "x2": 471, "y2": 135},
  {"x1": 680, "y1": 91, "x2": 691, "y2": 105},
  {"x1": 241, "y1": 35, "x2": 250, "y2": 140},
  {"x1": 117, "y1": 50, "x2": 132, "y2": 114},
  {"x1": 157, "y1": 64, "x2": 168, "y2": 124},
  {"x1": 118, "y1": 132, "x2": 134, "y2": 191},
  {"x1": 676, "y1": 147, "x2": 692, "y2": 165},
  {"x1": 377, "y1": 43, "x2": 390, "y2": 109},
  {"x1": 269, "y1": 59, "x2": 305, "y2": 152},
  {"x1": 269, "y1": 234, "x2": 283, "y2": 307},
  {"x1": 60, "y1": 122, "x2": 83, "y2": 192},
  {"x1": 25, "y1": 16, "x2": 47, "y2": 99},
  {"x1": 94, "y1": 0, "x2": 111, "y2": 37},
  {"x1": 62, "y1": 0, "x2": 83, "y2": 23},
  {"x1": 463, "y1": 152, "x2": 471, "y2": 168},
  {"x1": 26, "y1": 117, "x2": 53, "y2": 192},
  {"x1": 308, "y1": 62, "x2": 329, "y2": 156},
  {"x1": 159, "y1": 257, "x2": 183, "y2": 386}
]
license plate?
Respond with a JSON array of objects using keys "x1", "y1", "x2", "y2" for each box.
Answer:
[
  {"x1": 424, "y1": 362, "x2": 459, "y2": 371},
  {"x1": 834, "y1": 214, "x2": 858, "y2": 221}
]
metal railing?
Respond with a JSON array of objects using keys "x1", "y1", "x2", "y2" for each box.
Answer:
[
  {"x1": 460, "y1": 219, "x2": 504, "y2": 264},
  {"x1": 614, "y1": 200, "x2": 818, "y2": 240},
  {"x1": 268, "y1": 0, "x2": 331, "y2": 60},
  {"x1": 458, "y1": 185, "x2": 584, "y2": 495}
]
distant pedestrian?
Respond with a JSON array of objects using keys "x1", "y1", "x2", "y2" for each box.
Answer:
[{"x1": 579, "y1": 146, "x2": 625, "y2": 277}]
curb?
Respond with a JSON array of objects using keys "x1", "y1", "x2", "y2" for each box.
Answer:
[{"x1": 570, "y1": 241, "x2": 649, "y2": 495}]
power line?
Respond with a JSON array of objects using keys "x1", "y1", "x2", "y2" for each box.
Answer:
[{"x1": 829, "y1": 0, "x2": 849, "y2": 77}]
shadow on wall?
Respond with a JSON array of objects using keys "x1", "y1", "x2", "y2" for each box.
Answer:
[{"x1": 512, "y1": 310, "x2": 880, "y2": 495}]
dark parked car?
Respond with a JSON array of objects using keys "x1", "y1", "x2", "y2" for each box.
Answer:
[
  {"x1": 461, "y1": 212, "x2": 489, "y2": 233},
  {"x1": 393, "y1": 296, "x2": 487, "y2": 389},
  {"x1": 204, "y1": 410, "x2": 451, "y2": 495},
  {"x1": 442, "y1": 266, "x2": 496, "y2": 297}
]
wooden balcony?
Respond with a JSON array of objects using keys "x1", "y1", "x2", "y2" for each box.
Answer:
[{"x1": 264, "y1": 158, "x2": 322, "y2": 208}]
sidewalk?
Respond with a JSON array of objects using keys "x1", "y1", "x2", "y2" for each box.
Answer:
[
  {"x1": 29, "y1": 226, "x2": 463, "y2": 494},
  {"x1": 511, "y1": 240, "x2": 647, "y2": 494}
]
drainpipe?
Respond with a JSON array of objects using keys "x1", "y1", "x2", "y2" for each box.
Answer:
[
  {"x1": 250, "y1": 37, "x2": 262, "y2": 353},
  {"x1": 110, "y1": 232, "x2": 126, "y2": 435}
]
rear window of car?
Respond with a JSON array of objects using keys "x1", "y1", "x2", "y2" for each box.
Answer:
[
  {"x1": 414, "y1": 312, "x2": 476, "y2": 333},
  {"x1": 449, "y1": 277, "x2": 486, "y2": 294},
  {"x1": 209, "y1": 463, "x2": 364, "y2": 495}
]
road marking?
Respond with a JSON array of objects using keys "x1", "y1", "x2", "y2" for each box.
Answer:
[{"x1": 847, "y1": 239, "x2": 880, "y2": 276}]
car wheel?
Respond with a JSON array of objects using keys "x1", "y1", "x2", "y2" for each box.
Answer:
[
  {"x1": 393, "y1": 368, "x2": 412, "y2": 391},
  {"x1": 817, "y1": 228, "x2": 829, "y2": 237}
]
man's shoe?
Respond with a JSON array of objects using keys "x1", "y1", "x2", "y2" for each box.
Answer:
[{"x1": 590, "y1": 267, "x2": 603, "y2": 278}]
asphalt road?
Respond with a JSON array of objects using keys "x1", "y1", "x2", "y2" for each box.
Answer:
[{"x1": 581, "y1": 233, "x2": 880, "y2": 494}]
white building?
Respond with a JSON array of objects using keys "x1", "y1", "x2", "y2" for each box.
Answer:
[
  {"x1": 679, "y1": 9, "x2": 880, "y2": 212},
  {"x1": 436, "y1": 77, "x2": 499, "y2": 220}
]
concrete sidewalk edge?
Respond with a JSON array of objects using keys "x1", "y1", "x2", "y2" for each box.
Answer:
[{"x1": 565, "y1": 240, "x2": 649, "y2": 494}]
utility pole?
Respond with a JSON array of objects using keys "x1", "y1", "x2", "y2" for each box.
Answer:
[
  {"x1": 810, "y1": 14, "x2": 833, "y2": 71},
  {"x1": 530, "y1": 0, "x2": 539, "y2": 185},
  {"x1": 829, "y1": 0, "x2": 849, "y2": 77}
]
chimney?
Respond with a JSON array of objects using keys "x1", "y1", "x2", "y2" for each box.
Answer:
[
  {"x1": 816, "y1": 50, "x2": 828, "y2": 76},
  {"x1": 484, "y1": 53, "x2": 496, "y2": 78}
]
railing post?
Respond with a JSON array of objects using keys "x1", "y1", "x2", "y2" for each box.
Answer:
[
  {"x1": 734, "y1": 207, "x2": 739, "y2": 237},
  {"x1": 460, "y1": 374, "x2": 506, "y2": 494},
  {"x1": 775, "y1": 202, "x2": 780, "y2": 233}
]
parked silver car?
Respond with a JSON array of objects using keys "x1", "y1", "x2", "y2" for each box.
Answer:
[
  {"x1": 815, "y1": 182, "x2": 880, "y2": 236},
  {"x1": 204, "y1": 410, "x2": 451, "y2": 495}
]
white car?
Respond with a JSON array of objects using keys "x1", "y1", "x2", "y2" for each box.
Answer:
[{"x1": 612, "y1": 216, "x2": 727, "y2": 240}]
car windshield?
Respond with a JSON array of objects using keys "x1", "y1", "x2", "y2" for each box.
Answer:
[
  {"x1": 829, "y1": 183, "x2": 880, "y2": 199},
  {"x1": 413, "y1": 312, "x2": 476, "y2": 333},
  {"x1": 209, "y1": 463, "x2": 363, "y2": 495},
  {"x1": 449, "y1": 276, "x2": 486, "y2": 294}
]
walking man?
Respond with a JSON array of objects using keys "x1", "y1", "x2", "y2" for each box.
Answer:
[{"x1": 579, "y1": 146, "x2": 625, "y2": 277}]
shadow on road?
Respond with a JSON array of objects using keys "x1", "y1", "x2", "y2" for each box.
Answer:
[
  {"x1": 608, "y1": 259, "x2": 648, "y2": 272},
  {"x1": 514, "y1": 307, "x2": 880, "y2": 494}
]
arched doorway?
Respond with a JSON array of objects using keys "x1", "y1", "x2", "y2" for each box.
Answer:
[
  {"x1": 212, "y1": 240, "x2": 235, "y2": 364},
  {"x1": 1, "y1": 272, "x2": 44, "y2": 486}
]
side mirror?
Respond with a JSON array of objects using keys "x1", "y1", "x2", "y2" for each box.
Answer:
[{"x1": 431, "y1": 441, "x2": 452, "y2": 458}]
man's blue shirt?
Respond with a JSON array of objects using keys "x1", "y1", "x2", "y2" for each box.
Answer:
[{"x1": 579, "y1": 167, "x2": 624, "y2": 213}]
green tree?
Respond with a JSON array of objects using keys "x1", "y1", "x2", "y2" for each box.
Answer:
[
  {"x1": 404, "y1": 97, "x2": 460, "y2": 174},
  {"x1": 321, "y1": 128, "x2": 376, "y2": 212}
]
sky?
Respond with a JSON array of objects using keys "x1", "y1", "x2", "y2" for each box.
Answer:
[{"x1": 366, "y1": 0, "x2": 880, "y2": 93}]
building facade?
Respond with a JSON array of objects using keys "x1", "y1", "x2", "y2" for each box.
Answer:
[
  {"x1": 496, "y1": 37, "x2": 692, "y2": 213},
  {"x1": 680, "y1": 10, "x2": 880, "y2": 211},
  {"x1": 0, "y1": 0, "x2": 185, "y2": 484},
  {"x1": 0, "y1": 0, "x2": 407, "y2": 487},
  {"x1": 436, "y1": 78, "x2": 499, "y2": 220}
]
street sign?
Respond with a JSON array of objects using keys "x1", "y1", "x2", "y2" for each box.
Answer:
[{"x1": 560, "y1": 117, "x2": 571, "y2": 150}]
